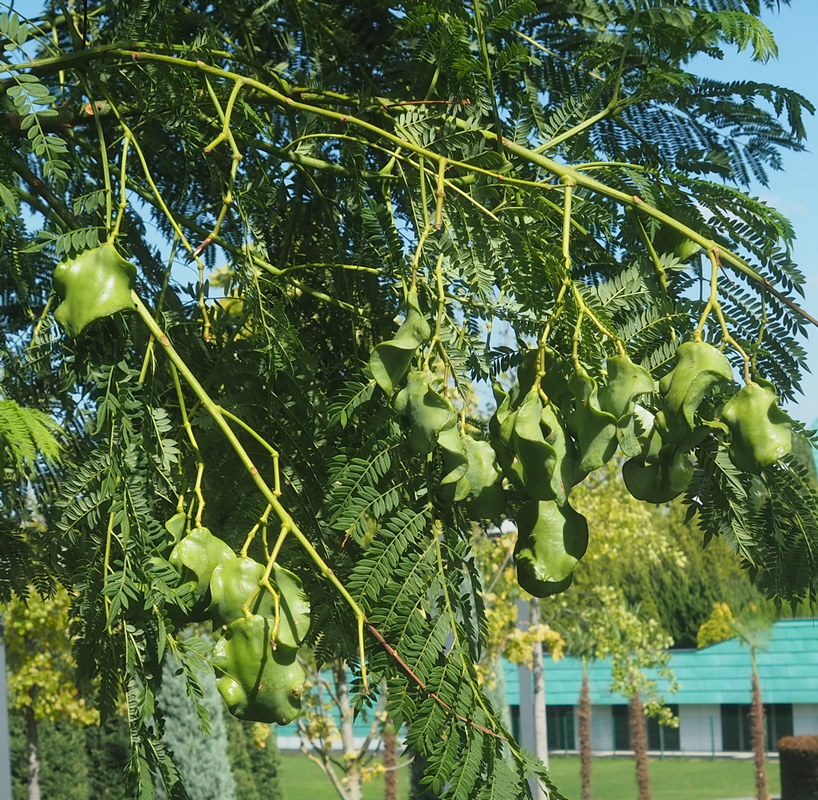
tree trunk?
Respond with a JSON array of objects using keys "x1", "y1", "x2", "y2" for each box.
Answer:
[
  {"x1": 334, "y1": 661, "x2": 362, "y2": 800},
  {"x1": 384, "y1": 719, "x2": 397, "y2": 800},
  {"x1": 24, "y1": 703, "x2": 41, "y2": 800},
  {"x1": 530, "y1": 599, "x2": 548, "y2": 800},
  {"x1": 578, "y1": 661, "x2": 592, "y2": 800},
  {"x1": 628, "y1": 692, "x2": 651, "y2": 800},
  {"x1": 750, "y1": 653, "x2": 770, "y2": 800}
]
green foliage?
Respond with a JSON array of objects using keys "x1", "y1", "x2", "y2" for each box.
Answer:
[
  {"x1": 10, "y1": 714, "x2": 91, "y2": 800},
  {"x1": 84, "y1": 716, "x2": 131, "y2": 800},
  {"x1": 4, "y1": 588, "x2": 98, "y2": 724},
  {"x1": 9, "y1": 712, "x2": 133, "y2": 800},
  {"x1": 0, "y1": 398, "x2": 61, "y2": 472},
  {"x1": 223, "y1": 716, "x2": 282, "y2": 800},
  {"x1": 697, "y1": 602, "x2": 737, "y2": 649},
  {"x1": 0, "y1": 1, "x2": 816, "y2": 798}
]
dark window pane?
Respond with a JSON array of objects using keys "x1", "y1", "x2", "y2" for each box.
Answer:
[
  {"x1": 510, "y1": 705, "x2": 520, "y2": 744},
  {"x1": 647, "y1": 705, "x2": 680, "y2": 751},
  {"x1": 721, "y1": 704, "x2": 751, "y2": 751},
  {"x1": 546, "y1": 705, "x2": 576, "y2": 750},
  {"x1": 766, "y1": 704, "x2": 793, "y2": 749},
  {"x1": 612, "y1": 705, "x2": 630, "y2": 751}
]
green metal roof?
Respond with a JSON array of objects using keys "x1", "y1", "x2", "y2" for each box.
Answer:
[
  {"x1": 504, "y1": 618, "x2": 818, "y2": 707},
  {"x1": 274, "y1": 619, "x2": 818, "y2": 741}
]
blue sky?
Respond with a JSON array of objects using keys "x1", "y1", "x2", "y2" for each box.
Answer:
[
  {"x1": 688, "y1": 3, "x2": 818, "y2": 425},
  {"x1": 4, "y1": 1, "x2": 818, "y2": 421}
]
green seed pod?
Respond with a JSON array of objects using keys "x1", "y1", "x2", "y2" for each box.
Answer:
[
  {"x1": 515, "y1": 348, "x2": 573, "y2": 411},
  {"x1": 567, "y1": 368, "x2": 618, "y2": 474},
  {"x1": 164, "y1": 511, "x2": 187, "y2": 543},
  {"x1": 438, "y1": 426, "x2": 470, "y2": 500},
  {"x1": 209, "y1": 556, "x2": 274, "y2": 631},
  {"x1": 598, "y1": 356, "x2": 655, "y2": 421},
  {"x1": 721, "y1": 381, "x2": 792, "y2": 473},
  {"x1": 209, "y1": 557, "x2": 310, "y2": 649},
  {"x1": 369, "y1": 291, "x2": 431, "y2": 395},
  {"x1": 656, "y1": 341, "x2": 733, "y2": 444},
  {"x1": 393, "y1": 370, "x2": 457, "y2": 454},
  {"x1": 513, "y1": 499, "x2": 588, "y2": 598},
  {"x1": 169, "y1": 527, "x2": 234, "y2": 612},
  {"x1": 510, "y1": 391, "x2": 578, "y2": 503},
  {"x1": 52, "y1": 244, "x2": 137, "y2": 336},
  {"x1": 488, "y1": 386, "x2": 519, "y2": 489},
  {"x1": 461, "y1": 436, "x2": 506, "y2": 520},
  {"x1": 212, "y1": 615, "x2": 305, "y2": 725},
  {"x1": 622, "y1": 428, "x2": 693, "y2": 503}
]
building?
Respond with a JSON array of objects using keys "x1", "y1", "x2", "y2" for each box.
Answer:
[{"x1": 505, "y1": 617, "x2": 818, "y2": 755}]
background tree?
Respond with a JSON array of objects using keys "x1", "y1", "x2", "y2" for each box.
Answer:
[
  {"x1": 4, "y1": 589, "x2": 98, "y2": 800},
  {"x1": 83, "y1": 716, "x2": 130, "y2": 800},
  {"x1": 296, "y1": 659, "x2": 391, "y2": 800},
  {"x1": 223, "y1": 716, "x2": 282, "y2": 800},
  {"x1": 9, "y1": 715, "x2": 90, "y2": 800},
  {"x1": 1, "y1": 2, "x2": 818, "y2": 798},
  {"x1": 697, "y1": 602, "x2": 738, "y2": 649},
  {"x1": 731, "y1": 612, "x2": 775, "y2": 800}
]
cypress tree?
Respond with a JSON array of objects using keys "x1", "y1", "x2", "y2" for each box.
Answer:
[
  {"x1": 156, "y1": 653, "x2": 236, "y2": 800},
  {"x1": 223, "y1": 715, "x2": 283, "y2": 800},
  {"x1": 84, "y1": 716, "x2": 130, "y2": 800},
  {"x1": 223, "y1": 714, "x2": 262, "y2": 800}
]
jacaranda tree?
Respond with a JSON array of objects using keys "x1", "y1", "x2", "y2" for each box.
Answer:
[{"x1": 2, "y1": 1, "x2": 817, "y2": 797}]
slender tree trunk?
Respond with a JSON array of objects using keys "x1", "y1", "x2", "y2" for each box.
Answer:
[
  {"x1": 334, "y1": 661, "x2": 362, "y2": 800},
  {"x1": 750, "y1": 652, "x2": 770, "y2": 800},
  {"x1": 24, "y1": 702, "x2": 41, "y2": 800},
  {"x1": 628, "y1": 692, "x2": 651, "y2": 800},
  {"x1": 384, "y1": 719, "x2": 397, "y2": 800},
  {"x1": 578, "y1": 661, "x2": 592, "y2": 800}
]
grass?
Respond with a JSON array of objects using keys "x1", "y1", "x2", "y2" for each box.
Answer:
[
  {"x1": 547, "y1": 755, "x2": 781, "y2": 800},
  {"x1": 278, "y1": 751, "x2": 410, "y2": 800},
  {"x1": 278, "y1": 752, "x2": 782, "y2": 800}
]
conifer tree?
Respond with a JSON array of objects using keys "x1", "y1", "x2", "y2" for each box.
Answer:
[{"x1": 156, "y1": 653, "x2": 236, "y2": 800}]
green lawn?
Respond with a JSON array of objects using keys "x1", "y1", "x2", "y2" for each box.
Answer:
[
  {"x1": 547, "y1": 755, "x2": 781, "y2": 800},
  {"x1": 278, "y1": 751, "x2": 410, "y2": 800},
  {"x1": 278, "y1": 752, "x2": 782, "y2": 800}
]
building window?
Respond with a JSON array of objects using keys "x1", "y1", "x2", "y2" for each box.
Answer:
[
  {"x1": 765, "y1": 704, "x2": 794, "y2": 749},
  {"x1": 612, "y1": 705, "x2": 630, "y2": 750},
  {"x1": 510, "y1": 705, "x2": 520, "y2": 743},
  {"x1": 721, "y1": 704, "x2": 793, "y2": 751},
  {"x1": 647, "y1": 705, "x2": 680, "y2": 752},
  {"x1": 612, "y1": 703, "x2": 681, "y2": 752},
  {"x1": 547, "y1": 705, "x2": 576, "y2": 750}
]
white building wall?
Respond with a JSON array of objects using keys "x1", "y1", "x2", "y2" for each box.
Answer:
[
  {"x1": 794, "y1": 704, "x2": 818, "y2": 736},
  {"x1": 591, "y1": 705, "x2": 614, "y2": 751},
  {"x1": 679, "y1": 705, "x2": 722, "y2": 754}
]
